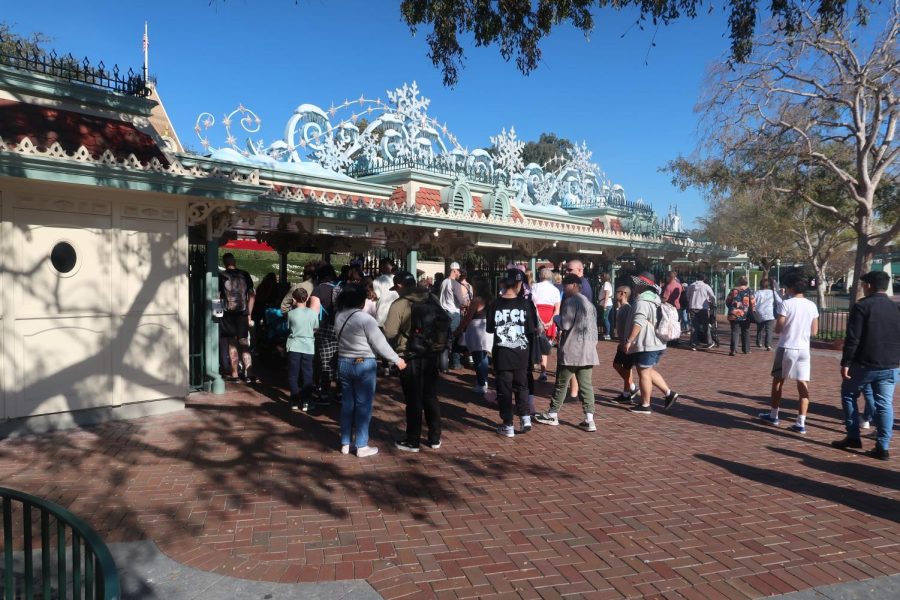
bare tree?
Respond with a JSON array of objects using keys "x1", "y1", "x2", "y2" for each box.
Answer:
[
  {"x1": 789, "y1": 203, "x2": 855, "y2": 306},
  {"x1": 701, "y1": 1, "x2": 900, "y2": 301}
]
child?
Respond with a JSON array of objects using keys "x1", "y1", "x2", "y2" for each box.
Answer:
[
  {"x1": 287, "y1": 288, "x2": 319, "y2": 412},
  {"x1": 486, "y1": 268, "x2": 536, "y2": 436},
  {"x1": 612, "y1": 286, "x2": 638, "y2": 403}
]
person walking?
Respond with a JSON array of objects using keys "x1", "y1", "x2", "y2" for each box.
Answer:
[
  {"x1": 384, "y1": 271, "x2": 446, "y2": 452},
  {"x1": 754, "y1": 278, "x2": 780, "y2": 351},
  {"x1": 758, "y1": 274, "x2": 819, "y2": 434},
  {"x1": 534, "y1": 273, "x2": 600, "y2": 431},
  {"x1": 286, "y1": 288, "x2": 318, "y2": 412},
  {"x1": 611, "y1": 285, "x2": 638, "y2": 403},
  {"x1": 439, "y1": 262, "x2": 463, "y2": 370},
  {"x1": 487, "y1": 269, "x2": 537, "y2": 436},
  {"x1": 661, "y1": 271, "x2": 684, "y2": 346},
  {"x1": 334, "y1": 285, "x2": 407, "y2": 457},
  {"x1": 831, "y1": 271, "x2": 900, "y2": 460},
  {"x1": 726, "y1": 276, "x2": 756, "y2": 356},
  {"x1": 686, "y1": 274, "x2": 716, "y2": 351},
  {"x1": 531, "y1": 268, "x2": 561, "y2": 382},
  {"x1": 598, "y1": 272, "x2": 613, "y2": 340},
  {"x1": 624, "y1": 272, "x2": 679, "y2": 414},
  {"x1": 454, "y1": 277, "x2": 494, "y2": 394},
  {"x1": 219, "y1": 252, "x2": 256, "y2": 383}
]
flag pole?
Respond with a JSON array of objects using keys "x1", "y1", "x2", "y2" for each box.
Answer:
[{"x1": 142, "y1": 21, "x2": 149, "y2": 84}]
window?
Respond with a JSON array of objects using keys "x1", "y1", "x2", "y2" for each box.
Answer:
[{"x1": 50, "y1": 242, "x2": 77, "y2": 274}]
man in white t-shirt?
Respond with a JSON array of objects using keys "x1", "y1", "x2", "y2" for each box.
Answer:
[
  {"x1": 439, "y1": 261, "x2": 463, "y2": 370},
  {"x1": 373, "y1": 258, "x2": 399, "y2": 327},
  {"x1": 598, "y1": 272, "x2": 614, "y2": 340},
  {"x1": 759, "y1": 273, "x2": 819, "y2": 434}
]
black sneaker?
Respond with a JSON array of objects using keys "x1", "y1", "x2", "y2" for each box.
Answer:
[
  {"x1": 664, "y1": 391, "x2": 679, "y2": 410},
  {"x1": 865, "y1": 446, "x2": 890, "y2": 460},
  {"x1": 831, "y1": 437, "x2": 863, "y2": 450},
  {"x1": 630, "y1": 404, "x2": 652, "y2": 414},
  {"x1": 395, "y1": 440, "x2": 420, "y2": 453},
  {"x1": 612, "y1": 393, "x2": 632, "y2": 404},
  {"x1": 424, "y1": 440, "x2": 441, "y2": 450}
]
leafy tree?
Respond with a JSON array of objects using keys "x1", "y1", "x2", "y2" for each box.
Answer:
[
  {"x1": 696, "y1": 2, "x2": 899, "y2": 302},
  {"x1": 399, "y1": 0, "x2": 868, "y2": 85},
  {"x1": 520, "y1": 132, "x2": 573, "y2": 166}
]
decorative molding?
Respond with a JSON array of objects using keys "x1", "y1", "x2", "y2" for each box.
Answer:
[
  {"x1": 121, "y1": 204, "x2": 178, "y2": 221},
  {"x1": 13, "y1": 195, "x2": 111, "y2": 216}
]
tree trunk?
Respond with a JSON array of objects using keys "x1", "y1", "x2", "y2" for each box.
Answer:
[
  {"x1": 816, "y1": 273, "x2": 828, "y2": 309},
  {"x1": 850, "y1": 215, "x2": 873, "y2": 305}
]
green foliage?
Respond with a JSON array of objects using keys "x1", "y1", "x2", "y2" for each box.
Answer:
[
  {"x1": 519, "y1": 132, "x2": 573, "y2": 166},
  {"x1": 399, "y1": 0, "x2": 859, "y2": 85},
  {"x1": 217, "y1": 249, "x2": 351, "y2": 284}
]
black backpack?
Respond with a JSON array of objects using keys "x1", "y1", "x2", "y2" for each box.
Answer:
[
  {"x1": 406, "y1": 297, "x2": 451, "y2": 356},
  {"x1": 222, "y1": 270, "x2": 249, "y2": 313}
]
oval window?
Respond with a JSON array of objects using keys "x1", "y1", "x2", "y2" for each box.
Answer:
[{"x1": 50, "y1": 242, "x2": 77, "y2": 274}]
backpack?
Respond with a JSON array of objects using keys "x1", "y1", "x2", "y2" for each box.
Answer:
[
  {"x1": 222, "y1": 270, "x2": 249, "y2": 313},
  {"x1": 656, "y1": 302, "x2": 682, "y2": 342},
  {"x1": 407, "y1": 297, "x2": 451, "y2": 356}
]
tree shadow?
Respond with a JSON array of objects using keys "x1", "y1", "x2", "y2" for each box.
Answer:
[
  {"x1": 695, "y1": 453, "x2": 900, "y2": 524},
  {"x1": 767, "y1": 446, "x2": 900, "y2": 492}
]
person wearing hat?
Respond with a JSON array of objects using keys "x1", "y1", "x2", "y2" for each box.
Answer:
[
  {"x1": 534, "y1": 273, "x2": 600, "y2": 430},
  {"x1": 384, "y1": 271, "x2": 445, "y2": 452},
  {"x1": 624, "y1": 272, "x2": 679, "y2": 414},
  {"x1": 439, "y1": 261, "x2": 464, "y2": 370},
  {"x1": 486, "y1": 268, "x2": 538, "y2": 436}
]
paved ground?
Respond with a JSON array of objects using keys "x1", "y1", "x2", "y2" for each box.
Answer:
[{"x1": 1, "y1": 335, "x2": 898, "y2": 599}]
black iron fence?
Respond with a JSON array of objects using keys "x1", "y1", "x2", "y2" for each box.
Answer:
[
  {"x1": 1, "y1": 487, "x2": 119, "y2": 599},
  {"x1": 348, "y1": 155, "x2": 497, "y2": 185},
  {"x1": 0, "y1": 33, "x2": 148, "y2": 97},
  {"x1": 814, "y1": 309, "x2": 848, "y2": 342}
]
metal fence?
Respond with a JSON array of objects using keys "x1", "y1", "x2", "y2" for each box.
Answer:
[
  {"x1": 815, "y1": 309, "x2": 849, "y2": 341},
  {"x1": 1, "y1": 487, "x2": 119, "y2": 600}
]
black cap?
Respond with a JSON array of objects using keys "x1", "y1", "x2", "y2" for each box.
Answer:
[
  {"x1": 503, "y1": 268, "x2": 525, "y2": 285},
  {"x1": 562, "y1": 273, "x2": 582, "y2": 286},
  {"x1": 390, "y1": 271, "x2": 417, "y2": 290}
]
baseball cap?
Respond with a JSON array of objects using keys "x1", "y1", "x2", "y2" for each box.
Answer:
[
  {"x1": 562, "y1": 273, "x2": 582, "y2": 286},
  {"x1": 390, "y1": 271, "x2": 417, "y2": 290},
  {"x1": 449, "y1": 261, "x2": 461, "y2": 270},
  {"x1": 503, "y1": 268, "x2": 525, "y2": 284},
  {"x1": 631, "y1": 271, "x2": 661, "y2": 293}
]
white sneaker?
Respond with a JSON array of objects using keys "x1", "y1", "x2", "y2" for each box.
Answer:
[
  {"x1": 496, "y1": 423, "x2": 515, "y2": 437},
  {"x1": 534, "y1": 413, "x2": 559, "y2": 426},
  {"x1": 579, "y1": 419, "x2": 597, "y2": 432},
  {"x1": 472, "y1": 384, "x2": 488, "y2": 394},
  {"x1": 861, "y1": 420, "x2": 871, "y2": 430},
  {"x1": 341, "y1": 445, "x2": 350, "y2": 455},
  {"x1": 356, "y1": 446, "x2": 379, "y2": 458}
]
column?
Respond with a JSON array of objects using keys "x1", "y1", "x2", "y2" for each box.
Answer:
[
  {"x1": 529, "y1": 256, "x2": 537, "y2": 276},
  {"x1": 407, "y1": 248, "x2": 418, "y2": 281},
  {"x1": 205, "y1": 237, "x2": 225, "y2": 394}
]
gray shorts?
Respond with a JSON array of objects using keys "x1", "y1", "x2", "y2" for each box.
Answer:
[{"x1": 771, "y1": 347, "x2": 811, "y2": 382}]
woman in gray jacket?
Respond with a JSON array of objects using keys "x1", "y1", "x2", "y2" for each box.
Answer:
[
  {"x1": 334, "y1": 285, "x2": 407, "y2": 457},
  {"x1": 624, "y1": 272, "x2": 680, "y2": 414}
]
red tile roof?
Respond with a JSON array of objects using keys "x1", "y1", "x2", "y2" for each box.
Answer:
[
  {"x1": 415, "y1": 187, "x2": 442, "y2": 210},
  {"x1": 472, "y1": 195, "x2": 483, "y2": 215},
  {"x1": 0, "y1": 99, "x2": 169, "y2": 165},
  {"x1": 610, "y1": 218, "x2": 623, "y2": 233},
  {"x1": 390, "y1": 187, "x2": 406, "y2": 207}
]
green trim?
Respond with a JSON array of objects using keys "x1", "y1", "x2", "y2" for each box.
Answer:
[
  {"x1": 0, "y1": 153, "x2": 264, "y2": 202},
  {"x1": 0, "y1": 65, "x2": 155, "y2": 116}
]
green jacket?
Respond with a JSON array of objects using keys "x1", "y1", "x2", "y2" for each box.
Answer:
[{"x1": 383, "y1": 287, "x2": 436, "y2": 357}]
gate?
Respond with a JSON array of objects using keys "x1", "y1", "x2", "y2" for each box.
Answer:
[{"x1": 188, "y1": 243, "x2": 207, "y2": 390}]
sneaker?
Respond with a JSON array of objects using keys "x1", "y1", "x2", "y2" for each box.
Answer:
[
  {"x1": 765, "y1": 346, "x2": 772, "y2": 351},
  {"x1": 472, "y1": 384, "x2": 488, "y2": 394},
  {"x1": 341, "y1": 444, "x2": 351, "y2": 455},
  {"x1": 612, "y1": 393, "x2": 632, "y2": 404},
  {"x1": 865, "y1": 446, "x2": 890, "y2": 460},
  {"x1": 533, "y1": 412, "x2": 559, "y2": 426},
  {"x1": 579, "y1": 420, "x2": 597, "y2": 432},
  {"x1": 664, "y1": 391, "x2": 679, "y2": 410},
  {"x1": 395, "y1": 440, "x2": 420, "y2": 453},
  {"x1": 291, "y1": 403, "x2": 301, "y2": 412},
  {"x1": 690, "y1": 346, "x2": 697, "y2": 351},
  {"x1": 519, "y1": 422, "x2": 532, "y2": 434},
  {"x1": 301, "y1": 401, "x2": 309, "y2": 412},
  {"x1": 424, "y1": 440, "x2": 441, "y2": 450},
  {"x1": 758, "y1": 413, "x2": 780, "y2": 426},
  {"x1": 861, "y1": 420, "x2": 871, "y2": 430},
  {"x1": 356, "y1": 446, "x2": 379, "y2": 458},
  {"x1": 789, "y1": 423, "x2": 807, "y2": 435},
  {"x1": 831, "y1": 437, "x2": 863, "y2": 450},
  {"x1": 496, "y1": 423, "x2": 515, "y2": 437},
  {"x1": 538, "y1": 372, "x2": 548, "y2": 382},
  {"x1": 630, "y1": 404, "x2": 652, "y2": 414},
  {"x1": 602, "y1": 335, "x2": 611, "y2": 341}
]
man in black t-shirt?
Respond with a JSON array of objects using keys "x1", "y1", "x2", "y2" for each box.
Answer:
[
  {"x1": 219, "y1": 253, "x2": 256, "y2": 383},
  {"x1": 486, "y1": 268, "x2": 536, "y2": 437}
]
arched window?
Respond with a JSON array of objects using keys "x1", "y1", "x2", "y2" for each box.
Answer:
[
  {"x1": 483, "y1": 190, "x2": 510, "y2": 219},
  {"x1": 440, "y1": 177, "x2": 473, "y2": 213}
]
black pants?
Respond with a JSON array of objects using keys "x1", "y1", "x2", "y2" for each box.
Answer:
[
  {"x1": 495, "y1": 368, "x2": 530, "y2": 425},
  {"x1": 730, "y1": 320, "x2": 751, "y2": 353},
  {"x1": 690, "y1": 309, "x2": 708, "y2": 347},
  {"x1": 400, "y1": 354, "x2": 441, "y2": 446}
]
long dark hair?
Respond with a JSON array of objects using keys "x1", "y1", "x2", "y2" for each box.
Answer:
[{"x1": 335, "y1": 283, "x2": 366, "y2": 311}]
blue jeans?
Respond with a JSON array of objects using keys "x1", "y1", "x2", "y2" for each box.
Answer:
[
  {"x1": 446, "y1": 312, "x2": 462, "y2": 369},
  {"x1": 471, "y1": 350, "x2": 489, "y2": 387},
  {"x1": 841, "y1": 367, "x2": 897, "y2": 450},
  {"x1": 287, "y1": 352, "x2": 314, "y2": 401},
  {"x1": 863, "y1": 383, "x2": 876, "y2": 422},
  {"x1": 599, "y1": 307, "x2": 612, "y2": 337},
  {"x1": 338, "y1": 357, "x2": 378, "y2": 448}
]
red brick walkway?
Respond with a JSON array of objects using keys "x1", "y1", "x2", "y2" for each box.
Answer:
[{"x1": 1, "y1": 340, "x2": 898, "y2": 599}]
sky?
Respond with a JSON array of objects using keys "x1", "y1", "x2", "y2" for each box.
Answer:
[{"x1": 2, "y1": 0, "x2": 740, "y2": 227}]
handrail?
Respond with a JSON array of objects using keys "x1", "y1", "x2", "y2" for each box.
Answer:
[{"x1": 1, "y1": 486, "x2": 119, "y2": 600}]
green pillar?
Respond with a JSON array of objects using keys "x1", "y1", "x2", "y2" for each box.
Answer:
[
  {"x1": 529, "y1": 256, "x2": 537, "y2": 276},
  {"x1": 205, "y1": 239, "x2": 225, "y2": 394},
  {"x1": 407, "y1": 248, "x2": 418, "y2": 280}
]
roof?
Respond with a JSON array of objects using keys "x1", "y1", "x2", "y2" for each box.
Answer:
[{"x1": 0, "y1": 99, "x2": 168, "y2": 165}]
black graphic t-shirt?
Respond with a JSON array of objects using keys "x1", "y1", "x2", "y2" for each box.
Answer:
[{"x1": 486, "y1": 296, "x2": 535, "y2": 371}]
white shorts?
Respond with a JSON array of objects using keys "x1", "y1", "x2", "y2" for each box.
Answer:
[{"x1": 771, "y1": 347, "x2": 811, "y2": 382}]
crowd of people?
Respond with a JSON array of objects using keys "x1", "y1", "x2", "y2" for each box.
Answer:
[{"x1": 217, "y1": 253, "x2": 899, "y2": 462}]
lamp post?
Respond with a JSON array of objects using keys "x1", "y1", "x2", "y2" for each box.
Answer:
[{"x1": 775, "y1": 258, "x2": 781, "y2": 286}]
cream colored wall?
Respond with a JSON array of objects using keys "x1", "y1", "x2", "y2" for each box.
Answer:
[{"x1": 0, "y1": 180, "x2": 188, "y2": 420}]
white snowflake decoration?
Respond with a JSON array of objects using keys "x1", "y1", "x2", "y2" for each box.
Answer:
[{"x1": 489, "y1": 127, "x2": 525, "y2": 181}]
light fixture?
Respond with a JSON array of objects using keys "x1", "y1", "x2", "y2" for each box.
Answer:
[
  {"x1": 433, "y1": 228, "x2": 441, "y2": 237},
  {"x1": 476, "y1": 240, "x2": 513, "y2": 249},
  {"x1": 552, "y1": 240, "x2": 558, "y2": 247}
]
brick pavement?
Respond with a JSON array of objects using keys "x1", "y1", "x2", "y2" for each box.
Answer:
[{"x1": 1, "y1": 338, "x2": 898, "y2": 599}]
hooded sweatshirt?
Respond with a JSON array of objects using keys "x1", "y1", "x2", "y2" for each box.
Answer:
[
  {"x1": 383, "y1": 287, "x2": 437, "y2": 357},
  {"x1": 627, "y1": 290, "x2": 667, "y2": 353}
]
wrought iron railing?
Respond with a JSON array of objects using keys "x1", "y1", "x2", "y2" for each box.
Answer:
[
  {"x1": 0, "y1": 33, "x2": 148, "y2": 97},
  {"x1": 813, "y1": 308, "x2": 848, "y2": 341},
  {"x1": 348, "y1": 155, "x2": 498, "y2": 185},
  {"x1": 560, "y1": 195, "x2": 655, "y2": 215},
  {"x1": 1, "y1": 487, "x2": 119, "y2": 600}
]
